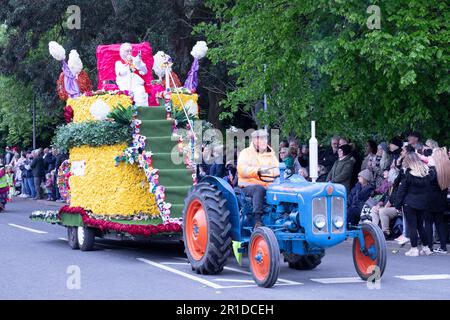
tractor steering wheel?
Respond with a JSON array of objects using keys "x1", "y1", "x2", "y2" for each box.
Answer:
[
  {"x1": 284, "y1": 168, "x2": 295, "y2": 180},
  {"x1": 258, "y1": 166, "x2": 280, "y2": 183}
]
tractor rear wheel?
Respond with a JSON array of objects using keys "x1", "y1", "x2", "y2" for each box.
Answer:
[
  {"x1": 249, "y1": 227, "x2": 280, "y2": 288},
  {"x1": 285, "y1": 252, "x2": 324, "y2": 270},
  {"x1": 353, "y1": 222, "x2": 387, "y2": 280},
  {"x1": 183, "y1": 182, "x2": 232, "y2": 275}
]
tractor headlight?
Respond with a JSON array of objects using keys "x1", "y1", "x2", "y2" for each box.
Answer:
[
  {"x1": 333, "y1": 216, "x2": 344, "y2": 229},
  {"x1": 313, "y1": 215, "x2": 327, "y2": 229},
  {"x1": 312, "y1": 197, "x2": 327, "y2": 234},
  {"x1": 331, "y1": 196, "x2": 345, "y2": 233}
]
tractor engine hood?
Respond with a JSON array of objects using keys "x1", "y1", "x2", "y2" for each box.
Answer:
[{"x1": 266, "y1": 178, "x2": 346, "y2": 205}]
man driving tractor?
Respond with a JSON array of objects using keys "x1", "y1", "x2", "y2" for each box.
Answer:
[{"x1": 237, "y1": 129, "x2": 280, "y2": 227}]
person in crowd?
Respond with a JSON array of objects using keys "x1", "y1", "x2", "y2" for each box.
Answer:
[
  {"x1": 45, "y1": 171, "x2": 54, "y2": 201},
  {"x1": 298, "y1": 167, "x2": 311, "y2": 181},
  {"x1": 288, "y1": 139, "x2": 300, "y2": 154},
  {"x1": 371, "y1": 142, "x2": 391, "y2": 187},
  {"x1": 348, "y1": 142, "x2": 363, "y2": 188},
  {"x1": 370, "y1": 182, "x2": 401, "y2": 239},
  {"x1": 394, "y1": 152, "x2": 432, "y2": 256},
  {"x1": 44, "y1": 148, "x2": 56, "y2": 174},
  {"x1": 3, "y1": 147, "x2": 14, "y2": 166},
  {"x1": 407, "y1": 131, "x2": 421, "y2": 150},
  {"x1": 281, "y1": 147, "x2": 295, "y2": 172},
  {"x1": 361, "y1": 140, "x2": 378, "y2": 171},
  {"x1": 425, "y1": 148, "x2": 450, "y2": 254},
  {"x1": 389, "y1": 137, "x2": 403, "y2": 168},
  {"x1": 10, "y1": 153, "x2": 21, "y2": 195},
  {"x1": 316, "y1": 165, "x2": 328, "y2": 182},
  {"x1": 209, "y1": 145, "x2": 225, "y2": 178},
  {"x1": 22, "y1": 152, "x2": 35, "y2": 198},
  {"x1": 14, "y1": 152, "x2": 27, "y2": 197},
  {"x1": 5, "y1": 165, "x2": 14, "y2": 202},
  {"x1": 326, "y1": 144, "x2": 355, "y2": 194},
  {"x1": 347, "y1": 169, "x2": 375, "y2": 225},
  {"x1": 237, "y1": 129, "x2": 279, "y2": 227},
  {"x1": 0, "y1": 166, "x2": 9, "y2": 211},
  {"x1": 319, "y1": 135, "x2": 340, "y2": 174},
  {"x1": 298, "y1": 144, "x2": 309, "y2": 168},
  {"x1": 280, "y1": 140, "x2": 288, "y2": 149},
  {"x1": 31, "y1": 149, "x2": 45, "y2": 200},
  {"x1": 338, "y1": 137, "x2": 349, "y2": 147},
  {"x1": 51, "y1": 148, "x2": 63, "y2": 201},
  {"x1": 223, "y1": 160, "x2": 238, "y2": 188},
  {"x1": 374, "y1": 169, "x2": 391, "y2": 195}
]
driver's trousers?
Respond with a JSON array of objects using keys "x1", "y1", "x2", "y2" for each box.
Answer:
[{"x1": 241, "y1": 184, "x2": 266, "y2": 222}]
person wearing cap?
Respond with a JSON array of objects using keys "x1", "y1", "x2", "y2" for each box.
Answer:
[
  {"x1": 389, "y1": 137, "x2": 403, "y2": 168},
  {"x1": 237, "y1": 129, "x2": 279, "y2": 227},
  {"x1": 347, "y1": 169, "x2": 375, "y2": 225},
  {"x1": 326, "y1": 144, "x2": 355, "y2": 194}
]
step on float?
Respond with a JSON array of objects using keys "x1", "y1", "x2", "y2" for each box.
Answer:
[{"x1": 30, "y1": 40, "x2": 208, "y2": 250}]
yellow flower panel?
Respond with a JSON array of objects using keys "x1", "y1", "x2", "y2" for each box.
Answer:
[
  {"x1": 171, "y1": 93, "x2": 198, "y2": 112},
  {"x1": 69, "y1": 144, "x2": 159, "y2": 216},
  {"x1": 68, "y1": 94, "x2": 133, "y2": 123}
]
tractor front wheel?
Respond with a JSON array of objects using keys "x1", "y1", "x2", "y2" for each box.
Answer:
[
  {"x1": 352, "y1": 222, "x2": 387, "y2": 280},
  {"x1": 285, "y1": 252, "x2": 324, "y2": 270},
  {"x1": 183, "y1": 182, "x2": 232, "y2": 275},
  {"x1": 249, "y1": 227, "x2": 280, "y2": 288}
]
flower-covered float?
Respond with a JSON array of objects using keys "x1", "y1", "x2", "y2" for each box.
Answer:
[{"x1": 31, "y1": 40, "x2": 207, "y2": 250}]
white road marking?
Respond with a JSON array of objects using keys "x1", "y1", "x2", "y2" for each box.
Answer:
[
  {"x1": 224, "y1": 266, "x2": 302, "y2": 285},
  {"x1": 161, "y1": 262, "x2": 189, "y2": 265},
  {"x1": 395, "y1": 274, "x2": 450, "y2": 281},
  {"x1": 137, "y1": 258, "x2": 224, "y2": 289},
  {"x1": 8, "y1": 224, "x2": 47, "y2": 234},
  {"x1": 311, "y1": 277, "x2": 364, "y2": 284},
  {"x1": 58, "y1": 237, "x2": 68, "y2": 241},
  {"x1": 213, "y1": 278, "x2": 255, "y2": 283}
]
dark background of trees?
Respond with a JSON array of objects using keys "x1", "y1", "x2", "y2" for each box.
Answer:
[{"x1": 0, "y1": 0, "x2": 448, "y2": 150}]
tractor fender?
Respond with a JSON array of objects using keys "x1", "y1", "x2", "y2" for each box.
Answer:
[{"x1": 200, "y1": 176, "x2": 241, "y2": 241}]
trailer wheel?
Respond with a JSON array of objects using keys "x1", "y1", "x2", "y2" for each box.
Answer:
[
  {"x1": 77, "y1": 226, "x2": 96, "y2": 251},
  {"x1": 67, "y1": 227, "x2": 79, "y2": 250},
  {"x1": 183, "y1": 182, "x2": 232, "y2": 275},
  {"x1": 249, "y1": 227, "x2": 280, "y2": 288},
  {"x1": 285, "y1": 252, "x2": 324, "y2": 270},
  {"x1": 353, "y1": 222, "x2": 387, "y2": 280}
]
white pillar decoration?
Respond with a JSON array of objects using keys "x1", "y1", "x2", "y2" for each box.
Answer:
[{"x1": 309, "y1": 121, "x2": 318, "y2": 182}]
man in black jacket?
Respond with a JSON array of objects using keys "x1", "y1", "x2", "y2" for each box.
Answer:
[
  {"x1": 31, "y1": 149, "x2": 45, "y2": 200},
  {"x1": 319, "y1": 136, "x2": 340, "y2": 174}
]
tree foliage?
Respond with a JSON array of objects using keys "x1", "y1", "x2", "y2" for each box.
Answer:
[{"x1": 196, "y1": 0, "x2": 449, "y2": 145}]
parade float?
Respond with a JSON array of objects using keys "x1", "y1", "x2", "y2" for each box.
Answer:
[{"x1": 31, "y1": 40, "x2": 207, "y2": 250}]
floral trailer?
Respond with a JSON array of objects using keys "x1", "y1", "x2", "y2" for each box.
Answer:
[{"x1": 30, "y1": 41, "x2": 206, "y2": 250}]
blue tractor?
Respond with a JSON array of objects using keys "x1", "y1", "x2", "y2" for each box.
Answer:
[{"x1": 182, "y1": 164, "x2": 387, "y2": 288}]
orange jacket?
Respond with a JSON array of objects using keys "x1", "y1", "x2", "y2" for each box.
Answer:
[{"x1": 237, "y1": 144, "x2": 280, "y2": 187}]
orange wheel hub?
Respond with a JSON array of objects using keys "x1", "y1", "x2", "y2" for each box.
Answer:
[
  {"x1": 354, "y1": 230, "x2": 377, "y2": 276},
  {"x1": 185, "y1": 199, "x2": 207, "y2": 261},
  {"x1": 250, "y1": 234, "x2": 270, "y2": 281}
]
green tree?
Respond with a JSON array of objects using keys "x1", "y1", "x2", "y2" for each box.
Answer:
[{"x1": 196, "y1": 0, "x2": 449, "y2": 145}]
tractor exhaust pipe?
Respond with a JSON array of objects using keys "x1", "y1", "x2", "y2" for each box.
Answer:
[{"x1": 309, "y1": 121, "x2": 318, "y2": 182}]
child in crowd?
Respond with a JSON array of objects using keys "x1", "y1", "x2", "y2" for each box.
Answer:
[
  {"x1": 45, "y1": 171, "x2": 54, "y2": 201},
  {"x1": 0, "y1": 166, "x2": 9, "y2": 211},
  {"x1": 5, "y1": 166, "x2": 14, "y2": 202},
  {"x1": 280, "y1": 147, "x2": 294, "y2": 172},
  {"x1": 374, "y1": 169, "x2": 391, "y2": 195}
]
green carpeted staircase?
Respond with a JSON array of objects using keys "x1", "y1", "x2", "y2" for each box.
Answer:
[{"x1": 137, "y1": 106, "x2": 193, "y2": 219}]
